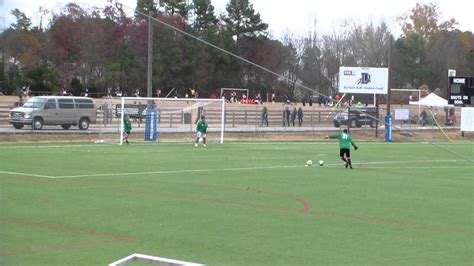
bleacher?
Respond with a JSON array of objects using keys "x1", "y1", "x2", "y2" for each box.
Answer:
[{"x1": 0, "y1": 95, "x2": 454, "y2": 129}]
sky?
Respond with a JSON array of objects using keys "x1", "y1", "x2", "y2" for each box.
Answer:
[{"x1": 1, "y1": 0, "x2": 473, "y2": 38}]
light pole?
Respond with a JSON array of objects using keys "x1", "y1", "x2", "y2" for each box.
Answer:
[
  {"x1": 147, "y1": 1, "x2": 159, "y2": 108},
  {"x1": 147, "y1": 9, "x2": 153, "y2": 102},
  {"x1": 144, "y1": 1, "x2": 159, "y2": 142},
  {"x1": 0, "y1": 17, "x2": 5, "y2": 94},
  {"x1": 385, "y1": 36, "x2": 393, "y2": 142}
]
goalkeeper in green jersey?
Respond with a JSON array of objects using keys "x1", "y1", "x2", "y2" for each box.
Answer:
[
  {"x1": 325, "y1": 129, "x2": 358, "y2": 169},
  {"x1": 123, "y1": 115, "x2": 132, "y2": 144},
  {"x1": 195, "y1": 115, "x2": 208, "y2": 147}
]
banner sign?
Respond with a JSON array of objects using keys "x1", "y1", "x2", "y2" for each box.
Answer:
[
  {"x1": 460, "y1": 107, "x2": 474, "y2": 132},
  {"x1": 394, "y1": 109, "x2": 409, "y2": 120},
  {"x1": 339, "y1": 67, "x2": 388, "y2": 94}
]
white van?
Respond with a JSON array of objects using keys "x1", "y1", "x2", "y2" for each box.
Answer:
[{"x1": 9, "y1": 96, "x2": 97, "y2": 130}]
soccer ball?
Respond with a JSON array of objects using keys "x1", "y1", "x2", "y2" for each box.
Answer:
[
  {"x1": 318, "y1": 160, "x2": 325, "y2": 166},
  {"x1": 306, "y1": 160, "x2": 313, "y2": 166}
]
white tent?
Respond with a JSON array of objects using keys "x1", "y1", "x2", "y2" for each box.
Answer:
[{"x1": 409, "y1": 93, "x2": 452, "y2": 107}]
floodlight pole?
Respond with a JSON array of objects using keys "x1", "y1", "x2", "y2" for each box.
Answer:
[
  {"x1": 147, "y1": 9, "x2": 153, "y2": 108},
  {"x1": 386, "y1": 38, "x2": 392, "y2": 119},
  {"x1": 385, "y1": 37, "x2": 393, "y2": 142}
]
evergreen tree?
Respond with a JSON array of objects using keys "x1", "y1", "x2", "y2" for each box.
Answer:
[{"x1": 222, "y1": 0, "x2": 268, "y2": 44}]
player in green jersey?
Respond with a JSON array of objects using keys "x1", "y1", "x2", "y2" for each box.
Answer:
[
  {"x1": 195, "y1": 115, "x2": 208, "y2": 147},
  {"x1": 325, "y1": 129, "x2": 358, "y2": 169},
  {"x1": 123, "y1": 115, "x2": 132, "y2": 144}
]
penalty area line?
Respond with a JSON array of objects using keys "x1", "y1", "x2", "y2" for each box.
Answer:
[
  {"x1": 53, "y1": 165, "x2": 303, "y2": 179},
  {"x1": 0, "y1": 171, "x2": 55, "y2": 179},
  {"x1": 53, "y1": 159, "x2": 467, "y2": 179}
]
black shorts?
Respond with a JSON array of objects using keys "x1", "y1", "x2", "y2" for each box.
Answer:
[{"x1": 340, "y1": 148, "x2": 350, "y2": 158}]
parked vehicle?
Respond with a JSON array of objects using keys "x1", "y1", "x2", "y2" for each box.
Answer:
[
  {"x1": 9, "y1": 96, "x2": 97, "y2": 130},
  {"x1": 333, "y1": 106, "x2": 378, "y2": 128}
]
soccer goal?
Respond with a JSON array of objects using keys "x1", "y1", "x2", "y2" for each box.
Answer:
[
  {"x1": 220, "y1": 88, "x2": 249, "y2": 102},
  {"x1": 97, "y1": 97, "x2": 225, "y2": 145}
]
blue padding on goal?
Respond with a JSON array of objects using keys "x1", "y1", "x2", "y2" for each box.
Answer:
[{"x1": 145, "y1": 109, "x2": 158, "y2": 141}]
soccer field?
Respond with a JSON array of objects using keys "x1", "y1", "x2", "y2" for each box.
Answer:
[{"x1": 0, "y1": 142, "x2": 473, "y2": 265}]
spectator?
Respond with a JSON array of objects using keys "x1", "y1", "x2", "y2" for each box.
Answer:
[
  {"x1": 261, "y1": 106, "x2": 269, "y2": 126},
  {"x1": 283, "y1": 105, "x2": 291, "y2": 126},
  {"x1": 256, "y1": 93, "x2": 262, "y2": 104},
  {"x1": 291, "y1": 107, "x2": 297, "y2": 126},
  {"x1": 17, "y1": 95, "x2": 24, "y2": 107},
  {"x1": 419, "y1": 108, "x2": 428, "y2": 126},
  {"x1": 297, "y1": 107, "x2": 304, "y2": 126},
  {"x1": 309, "y1": 96, "x2": 313, "y2": 107},
  {"x1": 271, "y1": 92, "x2": 276, "y2": 104},
  {"x1": 25, "y1": 85, "x2": 31, "y2": 99}
]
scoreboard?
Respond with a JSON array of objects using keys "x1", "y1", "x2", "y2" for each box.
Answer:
[{"x1": 448, "y1": 77, "x2": 474, "y2": 105}]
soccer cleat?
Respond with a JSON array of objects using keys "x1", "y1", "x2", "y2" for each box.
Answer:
[
  {"x1": 203, "y1": 144, "x2": 207, "y2": 147},
  {"x1": 349, "y1": 165, "x2": 353, "y2": 169},
  {"x1": 195, "y1": 143, "x2": 198, "y2": 147},
  {"x1": 345, "y1": 162, "x2": 348, "y2": 168}
]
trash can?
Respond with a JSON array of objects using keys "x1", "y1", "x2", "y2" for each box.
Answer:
[{"x1": 184, "y1": 113, "x2": 192, "y2": 124}]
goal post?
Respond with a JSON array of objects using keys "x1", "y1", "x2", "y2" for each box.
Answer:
[{"x1": 116, "y1": 97, "x2": 225, "y2": 145}]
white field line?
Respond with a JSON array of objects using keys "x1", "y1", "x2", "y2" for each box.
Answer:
[
  {"x1": 354, "y1": 166, "x2": 474, "y2": 169},
  {"x1": 0, "y1": 159, "x2": 468, "y2": 180},
  {"x1": 51, "y1": 159, "x2": 469, "y2": 179},
  {"x1": 0, "y1": 171, "x2": 54, "y2": 178},
  {"x1": 78, "y1": 147, "x2": 315, "y2": 154},
  {"x1": 53, "y1": 165, "x2": 303, "y2": 179},
  {"x1": 352, "y1": 159, "x2": 462, "y2": 165}
]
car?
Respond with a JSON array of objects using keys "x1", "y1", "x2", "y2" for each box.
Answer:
[
  {"x1": 333, "y1": 106, "x2": 378, "y2": 128},
  {"x1": 9, "y1": 96, "x2": 97, "y2": 130}
]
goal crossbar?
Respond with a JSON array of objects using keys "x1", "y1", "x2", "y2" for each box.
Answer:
[{"x1": 220, "y1": 88, "x2": 249, "y2": 98}]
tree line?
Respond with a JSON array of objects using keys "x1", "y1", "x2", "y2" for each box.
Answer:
[{"x1": 0, "y1": 0, "x2": 473, "y2": 101}]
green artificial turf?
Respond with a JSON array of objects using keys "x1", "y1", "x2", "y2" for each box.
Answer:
[{"x1": 0, "y1": 142, "x2": 472, "y2": 265}]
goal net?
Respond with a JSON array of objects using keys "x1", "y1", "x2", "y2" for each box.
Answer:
[{"x1": 97, "y1": 96, "x2": 225, "y2": 145}]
